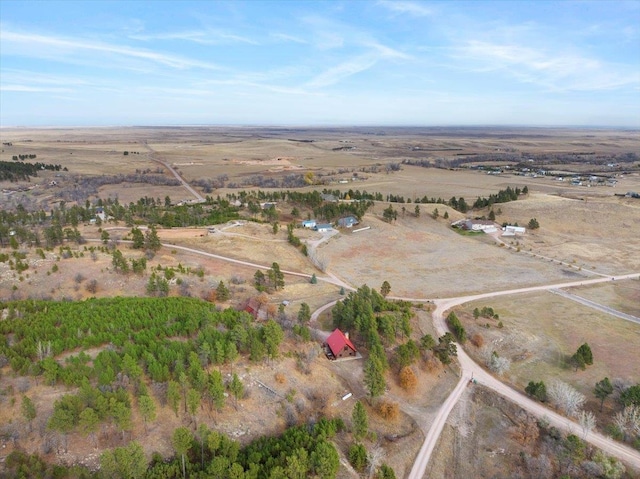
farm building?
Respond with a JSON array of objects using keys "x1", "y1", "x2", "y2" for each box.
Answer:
[
  {"x1": 314, "y1": 223, "x2": 332, "y2": 232},
  {"x1": 324, "y1": 329, "x2": 357, "y2": 360},
  {"x1": 242, "y1": 297, "x2": 268, "y2": 321},
  {"x1": 453, "y1": 219, "x2": 498, "y2": 233},
  {"x1": 337, "y1": 216, "x2": 359, "y2": 228},
  {"x1": 301, "y1": 219, "x2": 317, "y2": 228},
  {"x1": 502, "y1": 225, "x2": 526, "y2": 236},
  {"x1": 321, "y1": 193, "x2": 339, "y2": 202}
]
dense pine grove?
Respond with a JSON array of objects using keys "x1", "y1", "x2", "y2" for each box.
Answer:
[
  {"x1": 0, "y1": 297, "x2": 282, "y2": 384},
  {"x1": 0, "y1": 160, "x2": 65, "y2": 181}
]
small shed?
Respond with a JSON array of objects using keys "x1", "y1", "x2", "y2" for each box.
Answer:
[{"x1": 324, "y1": 329, "x2": 357, "y2": 360}]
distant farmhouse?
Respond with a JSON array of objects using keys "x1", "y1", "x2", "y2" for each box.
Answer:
[
  {"x1": 324, "y1": 329, "x2": 357, "y2": 360},
  {"x1": 301, "y1": 219, "x2": 317, "y2": 228},
  {"x1": 321, "y1": 193, "x2": 339, "y2": 203},
  {"x1": 337, "y1": 216, "x2": 359, "y2": 228},
  {"x1": 314, "y1": 223, "x2": 332, "y2": 232},
  {"x1": 452, "y1": 219, "x2": 498, "y2": 234}
]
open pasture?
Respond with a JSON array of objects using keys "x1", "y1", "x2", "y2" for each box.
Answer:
[
  {"x1": 320, "y1": 211, "x2": 580, "y2": 299},
  {"x1": 459, "y1": 289, "x2": 640, "y2": 400}
]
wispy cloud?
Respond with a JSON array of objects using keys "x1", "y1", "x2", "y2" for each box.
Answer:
[
  {"x1": 306, "y1": 55, "x2": 378, "y2": 88},
  {"x1": 269, "y1": 32, "x2": 307, "y2": 44},
  {"x1": 0, "y1": 84, "x2": 72, "y2": 93},
  {"x1": 1, "y1": 29, "x2": 224, "y2": 70},
  {"x1": 377, "y1": 0, "x2": 432, "y2": 17},
  {"x1": 130, "y1": 29, "x2": 258, "y2": 45},
  {"x1": 456, "y1": 40, "x2": 640, "y2": 91},
  {"x1": 364, "y1": 41, "x2": 412, "y2": 60}
]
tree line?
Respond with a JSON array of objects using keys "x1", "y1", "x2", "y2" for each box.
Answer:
[{"x1": 0, "y1": 160, "x2": 66, "y2": 182}]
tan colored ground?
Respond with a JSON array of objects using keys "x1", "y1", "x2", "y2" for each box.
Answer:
[
  {"x1": 457, "y1": 285, "x2": 640, "y2": 403},
  {"x1": 321, "y1": 210, "x2": 580, "y2": 299},
  {"x1": 496, "y1": 193, "x2": 640, "y2": 274},
  {"x1": 1, "y1": 126, "x2": 639, "y2": 475}
]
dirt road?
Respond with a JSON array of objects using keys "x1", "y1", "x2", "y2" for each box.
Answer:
[
  {"x1": 142, "y1": 141, "x2": 205, "y2": 202},
  {"x1": 405, "y1": 276, "x2": 640, "y2": 478}
]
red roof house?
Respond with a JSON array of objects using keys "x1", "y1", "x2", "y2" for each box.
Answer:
[
  {"x1": 325, "y1": 329, "x2": 357, "y2": 360},
  {"x1": 243, "y1": 297, "x2": 268, "y2": 321}
]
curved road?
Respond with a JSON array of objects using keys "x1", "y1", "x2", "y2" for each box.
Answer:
[
  {"x1": 94, "y1": 235, "x2": 640, "y2": 474},
  {"x1": 408, "y1": 275, "x2": 640, "y2": 478},
  {"x1": 166, "y1": 238, "x2": 640, "y2": 472}
]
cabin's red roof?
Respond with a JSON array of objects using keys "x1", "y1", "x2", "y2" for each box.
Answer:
[{"x1": 326, "y1": 328, "x2": 357, "y2": 356}]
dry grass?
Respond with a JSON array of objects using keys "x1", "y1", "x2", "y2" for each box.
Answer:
[
  {"x1": 322, "y1": 212, "x2": 575, "y2": 298},
  {"x1": 458, "y1": 287, "x2": 640, "y2": 400},
  {"x1": 2, "y1": 126, "x2": 640, "y2": 474}
]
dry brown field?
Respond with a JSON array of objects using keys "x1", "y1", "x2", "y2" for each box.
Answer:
[
  {"x1": 456, "y1": 285, "x2": 640, "y2": 404},
  {"x1": 1, "y1": 126, "x2": 639, "y2": 475},
  {"x1": 3, "y1": 126, "x2": 639, "y2": 208}
]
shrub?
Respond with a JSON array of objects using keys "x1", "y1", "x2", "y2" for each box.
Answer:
[
  {"x1": 471, "y1": 333, "x2": 484, "y2": 348},
  {"x1": 378, "y1": 401, "x2": 399, "y2": 421},
  {"x1": 399, "y1": 367, "x2": 417, "y2": 392}
]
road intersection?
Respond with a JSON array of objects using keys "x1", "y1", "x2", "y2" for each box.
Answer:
[{"x1": 153, "y1": 240, "x2": 640, "y2": 474}]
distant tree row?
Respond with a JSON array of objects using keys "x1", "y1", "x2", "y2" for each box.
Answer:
[
  {"x1": 0, "y1": 160, "x2": 65, "y2": 181},
  {"x1": 472, "y1": 186, "x2": 527, "y2": 209}
]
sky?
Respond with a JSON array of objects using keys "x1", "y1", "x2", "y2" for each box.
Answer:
[{"x1": 1, "y1": 0, "x2": 639, "y2": 127}]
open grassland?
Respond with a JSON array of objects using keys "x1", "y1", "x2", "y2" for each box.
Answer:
[
  {"x1": 496, "y1": 193, "x2": 640, "y2": 273},
  {"x1": 457, "y1": 288, "x2": 640, "y2": 401},
  {"x1": 321, "y1": 211, "x2": 583, "y2": 299},
  {"x1": 568, "y1": 281, "x2": 640, "y2": 317},
  {"x1": 3, "y1": 127, "x2": 639, "y2": 210}
]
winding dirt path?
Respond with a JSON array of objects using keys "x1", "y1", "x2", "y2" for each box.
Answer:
[
  {"x1": 87, "y1": 236, "x2": 640, "y2": 473},
  {"x1": 407, "y1": 274, "x2": 640, "y2": 478}
]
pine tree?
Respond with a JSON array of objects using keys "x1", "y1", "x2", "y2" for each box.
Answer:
[
  {"x1": 229, "y1": 373, "x2": 244, "y2": 410},
  {"x1": 364, "y1": 355, "x2": 386, "y2": 398},
  {"x1": 594, "y1": 377, "x2": 613, "y2": 411},
  {"x1": 21, "y1": 395, "x2": 36, "y2": 432},
  {"x1": 351, "y1": 401, "x2": 368, "y2": 441},
  {"x1": 172, "y1": 427, "x2": 193, "y2": 479},
  {"x1": 298, "y1": 303, "x2": 311, "y2": 324},
  {"x1": 138, "y1": 395, "x2": 157, "y2": 433},
  {"x1": 216, "y1": 280, "x2": 230, "y2": 301}
]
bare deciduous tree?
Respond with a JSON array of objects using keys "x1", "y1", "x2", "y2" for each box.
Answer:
[
  {"x1": 547, "y1": 380, "x2": 585, "y2": 417},
  {"x1": 308, "y1": 247, "x2": 329, "y2": 272},
  {"x1": 367, "y1": 445, "x2": 385, "y2": 479},
  {"x1": 524, "y1": 454, "x2": 553, "y2": 479},
  {"x1": 614, "y1": 405, "x2": 640, "y2": 440},
  {"x1": 578, "y1": 410, "x2": 596, "y2": 440},
  {"x1": 481, "y1": 347, "x2": 511, "y2": 375}
]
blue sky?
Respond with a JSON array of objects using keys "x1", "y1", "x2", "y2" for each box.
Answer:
[{"x1": 1, "y1": 0, "x2": 639, "y2": 127}]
